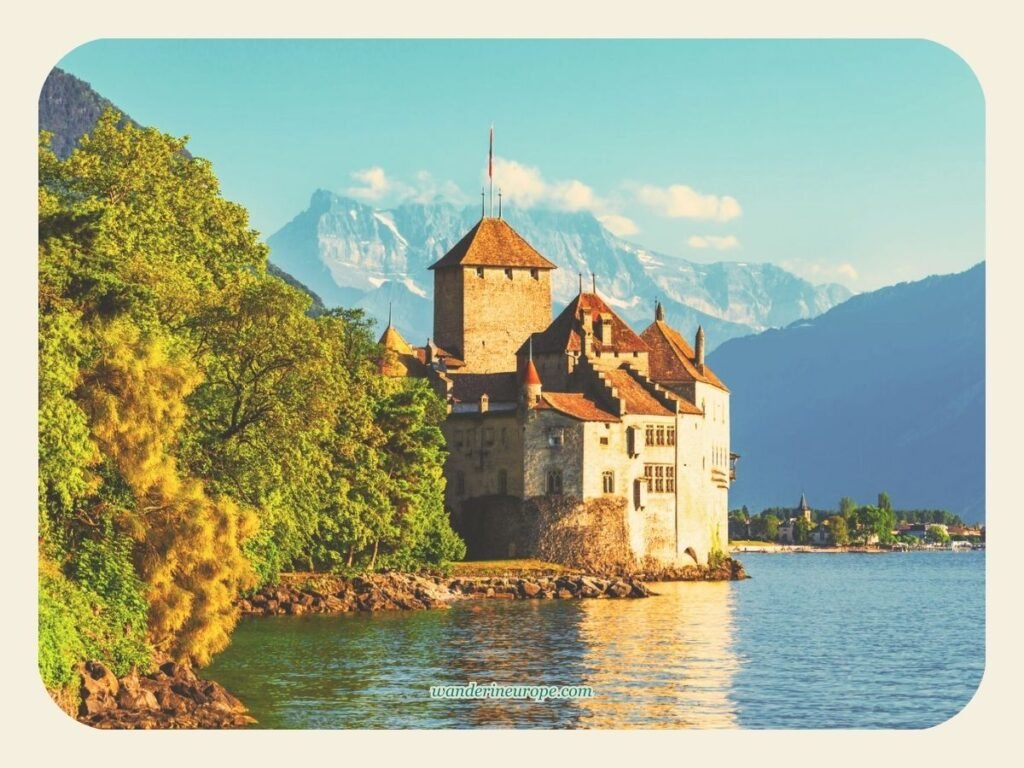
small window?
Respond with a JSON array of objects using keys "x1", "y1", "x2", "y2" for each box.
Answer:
[
  {"x1": 456, "y1": 471, "x2": 466, "y2": 496},
  {"x1": 500, "y1": 427, "x2": 508, "y2": 446},
  {"x1": 546, "y1": 470, "x2": 563, "y2": 495},
  {"x1": 547, "y1": 429, "x2": 564, "y2": 448},
  {"x1": 498, "y1": 469, "x2": 509, "y2": 495},
  {"x1": 505, "y1": 268, "x2": 513, "y2": 280},
  {"x1": 602, "y1": 471, "x2": 615, "y2": 494},
  {"x1": 530, "y1": 268, "x2": 539, "y2": 280},
  {"x1": 454, "y1": 429, "x2": 464, "y2": 449},
  {"x1": 667, "y1": 425, "x2": 676, "y2": 446},
  {"x1": 645, "y1": 424, "x2": 655, "y2": 446},
  {"x1": 476, "y1": 267, "x2": 484, "y2": 278},
  {"x1": 599, "y1": 436, "x2": 609, "y2": 446},
  {"x1": 484, "y1": 427, "x2": 495, "y2": 446}
]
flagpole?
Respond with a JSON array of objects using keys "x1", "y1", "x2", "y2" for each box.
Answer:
[{"x1": 488, "y1": 124, "x2": 494, "y2": 218}]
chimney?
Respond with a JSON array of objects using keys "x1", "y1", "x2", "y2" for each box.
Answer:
[
  {"x1": 579, "y1": 305, "x2": 594, "y2": 356},
  {"x1": 425, "y1": 338, "x2": 434, "y2": 366},
  {"x1": 597, "y1": 312, "x2": 613, "y2": 346},
  {"x1": 695, "y1": 325, "x2": 705, "y2": 370},
  {"x1": 480, "y1": 393, "x2": 489, "y2": 414}
]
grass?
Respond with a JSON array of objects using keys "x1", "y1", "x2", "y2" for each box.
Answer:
[{"x1": 450, "y1": 559, "x2": 571, "y2": 577}]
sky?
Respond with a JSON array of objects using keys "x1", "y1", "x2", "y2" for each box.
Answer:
[{"x1": 56, "y1": 39, "x2": 984, "y2": 292}]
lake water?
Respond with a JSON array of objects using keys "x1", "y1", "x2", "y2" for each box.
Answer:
[{"x1": 205, "y1": 551, "x2": 985, "y2": 729}]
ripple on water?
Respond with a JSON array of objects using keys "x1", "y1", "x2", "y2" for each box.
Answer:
[{"x1": 204, "y1": 551, "x2": 983, "y2": 729}]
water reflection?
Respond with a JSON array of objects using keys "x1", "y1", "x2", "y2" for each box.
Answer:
[
  {"x1": 575, "y1": 582, "x2": 739, "y2": 728},
  {"x1": 206, "y1": 582, "x2": 739, "y2": 729}
]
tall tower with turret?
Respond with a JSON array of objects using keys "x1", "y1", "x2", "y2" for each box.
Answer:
[{"x1": 429, "y1": 218, "x2": 557, "y2": 373}]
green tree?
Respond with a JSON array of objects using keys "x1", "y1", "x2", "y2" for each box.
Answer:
[
  {"x1": 794, "y1": 516, "x2": 812, "y2": 545},
  {"x1": 828, "y1": 515, "x2": 850, "y2": 547}
]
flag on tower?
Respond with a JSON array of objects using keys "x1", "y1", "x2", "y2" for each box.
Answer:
[{"x1": 488, "y1": 125, "x2": 494, "y2": 179}]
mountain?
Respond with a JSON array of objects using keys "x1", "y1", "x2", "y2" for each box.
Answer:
[
  {"x1": 39, "y1": 68, "x2": 192, "y2": 160},
  {"x1": 266, "y1": 190, "x2": 852, "y2": 349},
  {"x1": 707, "y1": 263, "x2": 985, "y2": 522},
  {"x1": 38, "y1": 68, "x2": 332, "y2": 317}
]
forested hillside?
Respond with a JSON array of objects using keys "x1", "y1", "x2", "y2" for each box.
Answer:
[{"x1": 37, "y1": 111, "x2": 464, "y2": 701}]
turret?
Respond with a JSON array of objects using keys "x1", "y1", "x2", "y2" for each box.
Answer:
[
  {"x1": 523, "y1": 358, "x2": 542, "y2": 406},
  {"x1": 655, "y1": 301, "x2": 665, "y2": 322},
  {"x1": 695, "y1": 325, "x2": 705, "y2": 370}
]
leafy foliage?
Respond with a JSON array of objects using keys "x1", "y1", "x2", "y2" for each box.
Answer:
[{"x1": 38, "y1": 110, "x2": 463, "y2": 686}]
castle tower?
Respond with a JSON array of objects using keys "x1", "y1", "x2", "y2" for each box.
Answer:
[
  {"x1": 695, "y1": 325, "x2": 706, "y2": 370},
  {"x1": 429, "y1": 218, "x2": 557, "y2": 373}
]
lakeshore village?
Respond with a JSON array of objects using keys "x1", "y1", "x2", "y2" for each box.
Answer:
[{"x1": 378, "y1": 214, "x2": 736, "y2": 572}]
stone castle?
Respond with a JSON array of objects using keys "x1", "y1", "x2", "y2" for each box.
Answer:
[{"x1": 379, "y1": 216, "x2": 735, "y2": 569}]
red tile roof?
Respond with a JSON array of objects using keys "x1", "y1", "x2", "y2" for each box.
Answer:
[
  {"x1": 601, "y1": 369, "x2": 675, "y2": 417},
  {"x1": 522, "y1": 292, "x2": 650, "y2": 357},
  {"x1": 523, "y1": 358, "x2": 542, "y2": 385},
  {"x1": 540, "y1": 392, "x2": 620, "y2": 422},
  {"x1": 428, "y1": 218, "x2": 558, "y2": 270},
  {"x1": 640, "y1": 320, "x2": 729, "y2": 392}
]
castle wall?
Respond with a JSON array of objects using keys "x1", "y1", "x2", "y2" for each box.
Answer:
[
  {"x1": 441, "y1": 411, "x2": 524, "y2": 516},
  {"x1": 457, "y1": 266, "x2": 553, "y2": 373},
  {"x1": 523, "y1": 409, "x2": 585, "y2": 498},
  {"x1": 433, "y1": 267, "x2": 464, "y2": 357},
  {"x1": 674, "y1": 382, "x2": 731, "y2": 563}
]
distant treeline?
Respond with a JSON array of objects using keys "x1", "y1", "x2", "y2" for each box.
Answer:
[
  {"x1": 729, "y1": 493, "x2": 975, "y2": 546},
  {"x1": 38, "y1": 111, "x2": 465, "y2": 698}
]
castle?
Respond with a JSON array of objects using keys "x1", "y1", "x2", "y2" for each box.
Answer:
[{"x1": 379, "y1": 216, "x2": 735, "y2": 568}]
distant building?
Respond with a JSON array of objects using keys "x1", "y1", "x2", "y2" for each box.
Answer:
[
  {"x1": 379, "y1": 215, "x2": 735, "y2": 568},
  {"x1": 778, "y1": 493, "x2": 813, "y2": 544}
]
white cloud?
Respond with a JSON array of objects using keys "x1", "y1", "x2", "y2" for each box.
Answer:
[
  {"x1": 598, "y1": 214, "x2": 639, "y2": 237},
  {"x1": 780, "y1": 259, "x2": 861, "y2": 286},
  {"x1": 345, "y1": 166, "x2": 394, "y2": 201},
  {"x1": 635, "y1": 183, "x2": 742, "y2": 222},
  {"x1": 345, "y1": 166, "x2": 467, "y2": 206},
  {"x1": 688, "y1": 234, "x2": 740, "y2": 251},
  {"x1": 488, "y1": 157, "x2": 636, "y2": 237}
]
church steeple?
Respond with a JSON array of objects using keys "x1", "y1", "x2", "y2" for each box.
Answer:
[{"x1": 655, "y1": 300, "x2": 665, "y2": 322}]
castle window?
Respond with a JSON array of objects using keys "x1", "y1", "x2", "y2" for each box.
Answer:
[
  {"x1": 476, "y1": 267, "x2": 484, "y2": 278},
  {"x1": 655, "y1": 425, "x2": 666, "y2": 446},
  {"x1": 645, "y1": 424, "x2": 656, "y2": 446},
  {"x1": 546, "y1": 470, "x2": 563, "y2": 495},
  {"x1": 500, "y1": 427, "x2": 508, "y2": 446},
  {"x1": 547, "y1": 429, "x2": 564, "y2": 448},
  {"x1": 454, "y1": 430, "x2": 464, "y2": 449},
  {"x1": 602, "y1": 471, "x2": 615, "y2": 494},
  {"x1": 498, "y1": 469, "x2": 509, "y2": 495},
  {"x1": 531, "y1": 268, "x2": 539, "y2": 280},
  {"x1": 484, "y1": 427, "x2": 495, "y2": 446},
  {"x1": 667, "y1": 425, "x2": 676, "y2": 446},
  {"x1": 599, "y1": 436, "x2": 609, "y2": 446},
  {"x1": 456, "y1": 471, "x2": 466, "y2": 496},
  {"x1": 505, "y1": 268, "x2": 513, "y2": 280},
  {"x1": 643, "y1": 464, "x2": 675, "y2": 494}
]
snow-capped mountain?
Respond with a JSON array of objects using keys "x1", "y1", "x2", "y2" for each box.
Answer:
[{"x1": 266, "y1": 190, "x2": 852, "y2": 350}]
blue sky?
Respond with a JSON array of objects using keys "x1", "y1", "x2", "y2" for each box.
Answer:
[{"x1": 56, "y1": 39, "x2": 984, "y2": 291}]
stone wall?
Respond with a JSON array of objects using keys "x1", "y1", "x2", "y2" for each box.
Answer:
[
  {"x1": 458, "y1": 266, "x2": 552, "y2": 372},
  {"x1": 442, "y1": 411, "x2": 523, "y2": 515},
  {"x1": 433, "y1": 267, "x2": 464, "y2": 357}
]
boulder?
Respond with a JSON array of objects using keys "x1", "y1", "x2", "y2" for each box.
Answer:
[{"x1": 520, "y1": 581, "x2": 542, "y2": 598}]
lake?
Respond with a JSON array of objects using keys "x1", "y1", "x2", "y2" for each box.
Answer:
[{"x1": 204, "y1": 551, "x2": 985, "y2": 729}]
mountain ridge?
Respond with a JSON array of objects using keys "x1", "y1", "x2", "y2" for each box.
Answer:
[
  {"x1": 707, "y1": 262, "x2": 985, "y2": 521},
  {"x1": 267, "y1": 188, "x2": 853, "y2": 350}
]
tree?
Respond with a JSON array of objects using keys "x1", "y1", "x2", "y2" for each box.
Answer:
[
  {"x1": 794, "y1": 516, "x2": 812, "y2": 545},
  {"x1": 839, "y1": 496, "x2": 857, "y2": 520},
  {"x1": 878, "y1": 491, "x2": 892, "y2": 512},
  {"x1": 828, "y1": 515, "x2": 850, "y2": 547},
  {"x1": 926, "y1": 525, "x2": 950, "y2": 544}
]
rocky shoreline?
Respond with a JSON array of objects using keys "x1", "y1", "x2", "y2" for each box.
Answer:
[
  {"x1": 75, "y1": 659, "x2": 255, "y2": 729},
  {"x1": 238, "y1": 570, "x2": 653, "y2": 617}
]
